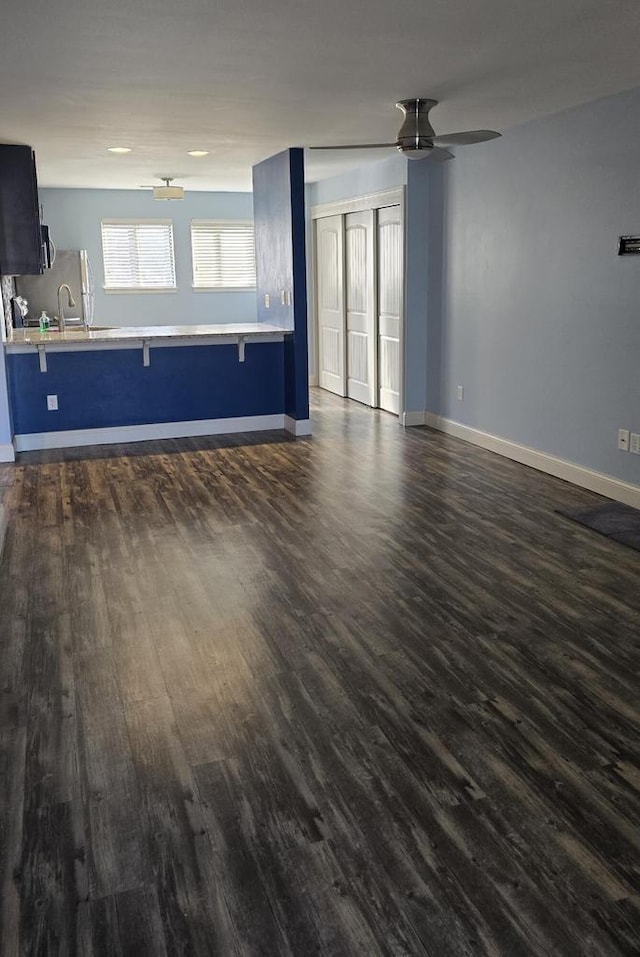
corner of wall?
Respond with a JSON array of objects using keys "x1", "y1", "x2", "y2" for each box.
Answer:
[
  {"x1": 403, "y1": 161, "x2": 431, "y2": 413},
  {"x1": 0, "y1": 276, "x2": 15, "y2": 447}
]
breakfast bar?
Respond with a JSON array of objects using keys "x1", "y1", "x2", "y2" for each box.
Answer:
[{"x1": 4, "y1": 322, "x2": 306, "y2": 451}]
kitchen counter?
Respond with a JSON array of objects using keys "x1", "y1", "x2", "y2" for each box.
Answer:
[
  {"x1": 5, "y1": 320, "x2": 309, "y2": 451},
  {"x1": 6, "y1": 322, "x2": 291, "y2": 349}
]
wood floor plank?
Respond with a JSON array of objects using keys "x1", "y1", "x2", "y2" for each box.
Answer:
[
  {"x1": 17, "y1": 800, "x2": 78, "y2": 957},
  {"x1": 77, "y1": 885, "x2": 168, "y2": 957},
  {"x1": 0, "y1": 725, "x2": 26, "y2": 957},
  {"x1": 73, "y1": 650, "x2": 148, "y2": 900}
]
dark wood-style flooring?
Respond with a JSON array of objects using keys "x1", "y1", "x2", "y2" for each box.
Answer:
[{"x1": 1, "y1": 389, "x2": 640, "y2": 956}]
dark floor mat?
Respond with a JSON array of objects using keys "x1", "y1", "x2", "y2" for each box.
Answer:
[{"x1": 556, "y1": 501, "x2": 640, "y2": 551}]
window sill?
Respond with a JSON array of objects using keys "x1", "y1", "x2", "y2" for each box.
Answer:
[
  {"x1": 103, "y1": 287, "x2": 178, "y2": 295},
  {"x1": 192, "y1": 286, "x2": 256, "y2": 293}
]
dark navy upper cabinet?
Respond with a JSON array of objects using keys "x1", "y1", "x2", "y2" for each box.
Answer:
[{"x1": 0, "y1": 145, "x2": 44, "y2": 276}]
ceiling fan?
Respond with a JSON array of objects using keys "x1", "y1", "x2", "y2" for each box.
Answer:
[
  {"x1": 138, "y1": 177, "x2": 184, "y2": 200},
  {"x1": 309, "y1": 98, "x2": 501, "y2": 161}
]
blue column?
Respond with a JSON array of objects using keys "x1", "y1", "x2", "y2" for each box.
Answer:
[{"x1": 253, "y1": 149, "x2": 309, "y2": 426}]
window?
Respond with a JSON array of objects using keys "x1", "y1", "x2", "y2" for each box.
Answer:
[
  {"x1": 101, "y1": 219, "x2": 176, "y2": 292},
  {"x1": 191, "y1": 220, "x2": 256, "y2": 290}
]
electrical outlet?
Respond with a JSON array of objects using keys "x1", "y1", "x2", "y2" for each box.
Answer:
[
  {"x1": 618, "y1": 428, "x2": 629, "y2": 451},
  {"x1": 264, "y1": 293, "x2": 270, "y2": 308},
  {"x1": 630, "y1": 433, "x2": 640, "y2": 454},
  {"x1": 457, "y1": 385, "x2": 464, "y2": 401},
  {"x1": 46, "y1": 394, "x2": 58, "y2": 411}
]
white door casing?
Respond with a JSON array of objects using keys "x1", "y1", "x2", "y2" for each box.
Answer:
[
  {"x1": 377, "y1": 205, "x2": 402, "y2": 415},
  {"x1": 345, "y1": 210, "x2": 375, "y2": 406},
  {"x1": 311, "y1": 189, "x2": 405, "y2": 416},
  {"x1": 316, "y1": 215, "x2": 346, "y2": 396}
]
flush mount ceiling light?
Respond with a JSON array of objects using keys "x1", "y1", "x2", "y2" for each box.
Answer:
[
  {"x1": 139, "y1": 177, "x2": 185, "y2": 200},
  {"x1": 187, "y1": 150, "x2": 208, "y2": 157},
  {"x1": 154, "y1": 177, "x2": 184, "y2": 200},
  {"x1": 107, "y1": 146, "x2": 132, "y2": 154}
]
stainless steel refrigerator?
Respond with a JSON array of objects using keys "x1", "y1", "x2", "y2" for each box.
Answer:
[{"x1": 16, "y1": 249, "x2": 95, "y2": 326}]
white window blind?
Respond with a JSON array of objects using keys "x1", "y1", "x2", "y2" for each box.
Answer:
[
  {"x1": 191, "y1": 220, "x2": 256, "y2": 290},
  {"x1": 101, "y1": 219, "x2": 176, "y2": 292}
]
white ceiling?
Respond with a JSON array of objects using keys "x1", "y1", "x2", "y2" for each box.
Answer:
[{"x1": 1, "y1": 0, "x2": 640, "y2": 191}]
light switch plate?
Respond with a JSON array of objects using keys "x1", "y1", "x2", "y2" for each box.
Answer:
[
  {"x1": 618, "y1": 428, "x2": 629, "y2": 450},
  {"x1": 630, "y1": 433, "x2": 640, "y2": 454},
  {"x1": 47, "y1": 394, "x2": 58, "y2": 411}
]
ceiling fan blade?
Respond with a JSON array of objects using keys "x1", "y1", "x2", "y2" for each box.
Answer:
[
  {"x1": 431, "y1": 130, "x2": 501, "y2": 147},
  {"x1": 308, "y1": 143, "x2": 396, "y2": 151},
  {"x1": 429, "y1": 147, "x2": 455, "y2": 162}
]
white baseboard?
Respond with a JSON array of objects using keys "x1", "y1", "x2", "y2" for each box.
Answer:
[
  {"x1": 309, "y1": 374, "x2": 318, "y2": 387},
  {"x1": 0, "y1": 505, "x2": 7, "y2": 559},
  {"x1": 402, "y1": 410, "x2": 428, "y2": 428},
  {"x1": 424, "y1": 413, "x2": 640, "y2": 508},
  {"x1": 14, "y1": 414, "x2": 288, "y2": 452},
  {"x1": 0, "y1": 443, "x2": 15, "y2": 462},
  {"x1": 284, "y1": 416, "x2": 312, "y2": 436}
]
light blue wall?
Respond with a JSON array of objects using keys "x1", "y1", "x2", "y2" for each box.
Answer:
[
  {"x1": 307, "y1": 154, "x2": 407, "y2": 207},
  {"x1": 433, "y1": 85, "x2": 640, "y2": 485},
  {"x1": 404, "y1": 161, "x2": 430, "y2": 414},
  {"x1": 39, "y1": 188, "x2": 257, "y2": 327}
]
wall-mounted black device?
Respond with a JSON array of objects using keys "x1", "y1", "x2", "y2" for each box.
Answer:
[
  {"x1": 618, "y1": 235, "x2": 640, "y2": 255},
  {"x1": 41, "y1": 225, "x2": 52, "y2": 269}
]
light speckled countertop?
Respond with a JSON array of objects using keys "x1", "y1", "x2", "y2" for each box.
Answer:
[{"x1": 5, "y1": 322, "x2": 291, "y2": 349}]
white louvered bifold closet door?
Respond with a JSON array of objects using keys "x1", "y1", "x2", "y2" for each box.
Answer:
[
  {"x1": 345, "y1": 210, "x2": 375, "y2": 406},
  {"x1": 377, "y1": 206, "x2": 402, "y2": 415},
  {"x1": 316, "y1": 215, "x2": 346, "y2": 396}
]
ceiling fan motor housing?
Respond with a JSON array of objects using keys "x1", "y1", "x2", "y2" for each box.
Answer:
[{"x1": 396, "y1": 98, "x2": 437, "y2": 157}]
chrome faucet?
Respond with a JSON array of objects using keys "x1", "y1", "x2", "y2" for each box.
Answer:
[{"x1": 57, "y1": 284, "x2": 76, "y2": 333}]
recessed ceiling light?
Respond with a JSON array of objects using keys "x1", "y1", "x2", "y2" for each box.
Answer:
[
  {"x1": 187, "y1": 150, "x2": 208, "y2": 157},
  {"x1": 108, "y1": 146, "x2": 132, "y2": 154}
]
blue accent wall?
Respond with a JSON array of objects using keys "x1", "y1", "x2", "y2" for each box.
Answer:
[
  {"x1": 39, "y1": 188, "x2": 257, "y2": 327},
  {"x1": 8, "y1": 342, "x2": 285, "y2": 434},
  {"x1": 253, "y1": 153, "x2": 294, "y2": 330},
  {"x1": 0, "y1": 347, "x2": 13, "y2": 446},
  {"x1": 287, "y1": 150, "x2": 310, "y2": 421},
  {"x1": 432, "y1": 84, "x2": 640, "y2": 486},
  {"x1": 253, "y1": 149, "x2": 309, "y2": 422}
]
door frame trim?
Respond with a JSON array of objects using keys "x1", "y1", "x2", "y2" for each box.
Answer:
[
  {"x1": 310, "y1": 187, "x2": 406, "y2": 418},
  {"x1": 310, "y1": 187, "x2": 405, "y2": 221}
]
